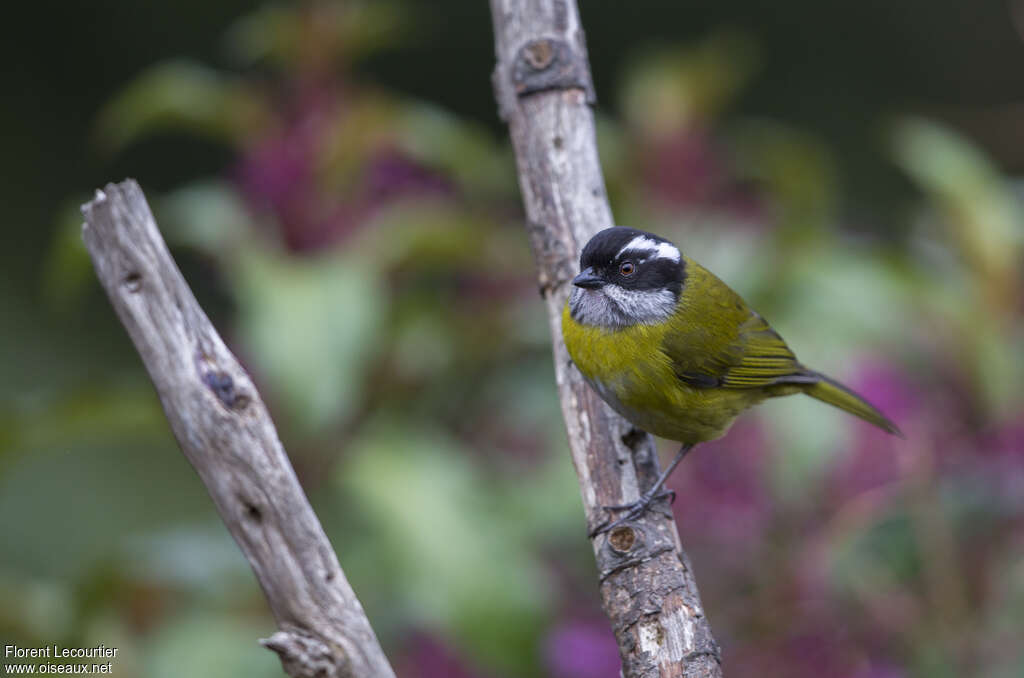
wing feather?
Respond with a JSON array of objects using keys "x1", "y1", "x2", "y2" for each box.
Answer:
[{"x1": 660, "y1": 262, "x2": 811, "y2": 390}]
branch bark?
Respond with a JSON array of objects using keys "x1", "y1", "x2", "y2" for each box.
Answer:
[
  {"x1": 489, "y1": 3, "x2": 724, "y2": 676},
  {"x1": 81, "y1": 180, "x2": 395, "y2": 678}
]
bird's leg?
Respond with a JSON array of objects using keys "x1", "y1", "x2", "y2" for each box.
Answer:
[
  {"x1": 591, "y1": 443, "x2": 694, "y2": 536},
  {"x1": 602, "y1": 488, "x2": 675, "y2": 512}
]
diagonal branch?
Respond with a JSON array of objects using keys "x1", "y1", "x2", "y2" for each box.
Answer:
[
  {"x1": 81, "y1": 180, "x2": 395, "y2": 678},
  {"x1": 488, "y1": 2, "x2": 724, "y2": 676}
]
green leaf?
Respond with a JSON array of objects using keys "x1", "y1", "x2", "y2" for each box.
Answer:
[
  {"x1": 41, "y1": 201, "x2": 95, "y2": 309},
  {"x1": 890, "y1": 116, "x2": 1023, "y2": 305},
  {"x1": 225, "y1": 1, "x2": 407, "y2": 67},
  {"x1": 0, "y1": 439, "x2": 213, "y2": 578},
  {"x1": 395, "y1": 103, "x2": 515, "y2": 198},
  {"x1": 231, "y1": 246, "x2": 385, "y2": 434},
  {"x1": 157, "y1": 181, "x2": 255, "y2": 257},
  {"x1": 337, "y1": 422, "x2": 548, "y2": 675},
  {"x1": 729, "y1": 119, "x2": 839, "y2": 233},
  {"x1": 620, "y1": 31, "x2": 760, "y2": 132},
  {"x1": 95, "y1": 60, "x2": 265, "y2": 152},
  {"x1": 144, "y1": 612, "x2": 280, "y2": 678}
]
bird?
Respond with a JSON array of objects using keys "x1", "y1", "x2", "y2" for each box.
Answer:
[{"x1": 561, "y1": 226, "x2": 901, "y2": 533}]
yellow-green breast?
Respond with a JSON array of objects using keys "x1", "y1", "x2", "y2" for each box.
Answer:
[
  {"x1": 561, "y1": 256, "x2": 777, "y2": 443},
  {"x1": 561, "y1": 303, "x2": 763, "y2": 444}
]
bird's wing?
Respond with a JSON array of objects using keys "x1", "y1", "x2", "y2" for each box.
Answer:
[
  {"x1": 660, "y1": 270, "x2": 813, "y2": 389},
  {"x1": 715, "y1": 312, "x2": 815, "y2": 388}
]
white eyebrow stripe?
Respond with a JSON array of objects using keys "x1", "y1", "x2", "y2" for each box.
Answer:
[{"x1": 617, "y1": 235, "x2": 680, "y2": 263}]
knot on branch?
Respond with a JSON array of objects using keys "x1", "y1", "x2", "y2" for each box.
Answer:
[
  {"x1": 511, "y1": 38, "x2": 595, "y2": 102},
  {"x1": 195, "y1": 352, "x2": 252, "y2": 412},
  {"x1": 260, "y1": 628, "x2": 349, "y2": 678},
  {"x1": 596, "y1": 522, "x2": 676, "y2": 583},
  {"x1": 201, "y1": 369, "x2": 251, "y2": 411}
]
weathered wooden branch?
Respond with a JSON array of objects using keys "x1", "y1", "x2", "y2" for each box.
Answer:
[
  {"x1": 81, "y1": 180, "x2": 395, "y2": 678},
  {"x1": 489, "y1": 2, "x2": 724, "y2": 676}
]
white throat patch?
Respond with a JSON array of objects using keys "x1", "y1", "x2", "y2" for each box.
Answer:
[
  {"x1": 617, "y1": 235, "x2": 680, "y2": 263},
  {"x1": 569, "y1": 285, "x2": 677, "y2": 329}
]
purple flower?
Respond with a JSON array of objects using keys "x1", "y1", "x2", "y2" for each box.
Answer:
[
  {"x1": 364, "y1": 148, "x2": 454, "y2": 205},
  {"x1": 986, "y1": 418, "x2": 1024, "y2": 459},
  {"x1": 827, "y1": 361, "x2": 920, "y2": 499},
  {"x1": 730, "y1": 629, "x2": 902, "y2": 678},
  {"x1": 642, "y1": 129, "x2": 722, "y2": 206},
  {"x1": 544, "y1": 618, "x2": 621, "y2": 678},
  {"x1": 976, "y1": 416, "x2": 1024, "y2": 508},
  {"x1": 847, "y1": 361, "x2": 920, "y2": 426},
  {"x1": 233, "y1": 83, "x2": 342, "y2": 251},
  {"x1": 670, "y1": 418, "x2": 774, "y2": 546},
  {"x1": 851, "y1": 662, "x2": 907, "y2": 678},
  {"x1": 235, "y1": 80, "x2": 337, "y2": 215},
  {"x1": 235, "y1": 128, "x2": 314, "y2": 216},
  {"x1": 397, "y1": 633, "x2": 487, "y2": 678}
]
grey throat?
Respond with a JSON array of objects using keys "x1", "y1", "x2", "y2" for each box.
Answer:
[{"x1": 569, "y1": 285, "x2": 677, "y2": 329}]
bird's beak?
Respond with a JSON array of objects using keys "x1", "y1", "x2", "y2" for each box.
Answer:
[{"x1": 572, "y1": 267, "x2": 605, "y2": 289}]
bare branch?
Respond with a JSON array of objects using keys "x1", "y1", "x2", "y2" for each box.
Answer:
[
  {"x1": 488, "y1": 3, "x2": 724, "y2": 676},
  {"x1": 81, "y1": 180, "x2": 396, "y2": 678}
]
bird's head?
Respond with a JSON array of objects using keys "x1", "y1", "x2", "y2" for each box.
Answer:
[{"x1": 568, "y1": 226, "x2": 686, "y2": 329}]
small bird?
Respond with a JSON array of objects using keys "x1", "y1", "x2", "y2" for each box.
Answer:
[{"x1": 561, "y1": 226, "x2": 900, "y2": 532}]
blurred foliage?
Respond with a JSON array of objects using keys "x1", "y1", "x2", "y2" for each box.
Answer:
[{"x1": 2, "y1": 2, "x2": 1024, "y2": 678}]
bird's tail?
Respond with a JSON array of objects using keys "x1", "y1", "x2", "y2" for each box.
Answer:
[{"x1": 802, "y1": 372, "x2": 903, "y2": 436}]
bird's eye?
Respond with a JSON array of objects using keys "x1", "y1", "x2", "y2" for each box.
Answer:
[{"x1": 619, "y1": 261, "x2": 635, "y2": 276}]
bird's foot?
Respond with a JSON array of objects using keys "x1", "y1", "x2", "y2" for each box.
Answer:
[{"x1": 588, "y1": 489, "x2": 675, "y2": 537}]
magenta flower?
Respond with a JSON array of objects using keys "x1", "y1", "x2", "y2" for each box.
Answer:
[
  {"x1": 544, "y1": 618, "x2": 621, "y2": 678},
  {"x1": 827, "y1": 361, "x2": 920, "y2": 500},
  {"x1": 670, "y1": 418, "x2": 774, "y2": 546},
  {"x1": 235, "y1": 126, "x2": 314, "y2": 216},
  {"x1": 987, "y1": 418, "x2": 1024, "y2": 459},
  {"x1": 642, "y1": 129, "x2": 722, "y2": 206},
  {"x1": 851, "y1": 662, "x2": 907, "y2": 678},
  {"x1": 364, "y1": 148, "x2": 454, "y2": 206},
  {"x1": 397, "y1": 632, "x2": 488, "y2": 678},
  {"x1": 848, "y1": 361, "x2": 921, "y2": 426},
  {"x1": 235, "y1": 119, "x2": 453, "y2": 251},
  {"x1": 233, "y1": 81, "x2": 343, "y2": 250},
  {"x1": 978, "y1": 416, "x2": 1024, "y2": 507},
  {"x1": 730, "y1": 630, "x2": 900, "y2": 678}
]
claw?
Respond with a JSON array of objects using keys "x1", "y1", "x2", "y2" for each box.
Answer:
[
  {"x1": 587, "y1": 443, "x2": 695, "y2": 538},
  {"x1": 590, "y1": 489, "x2": 675, "y2": 536},
  {"x1": 603, "y1": 489, "x2": 675, "y2": 512}
]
